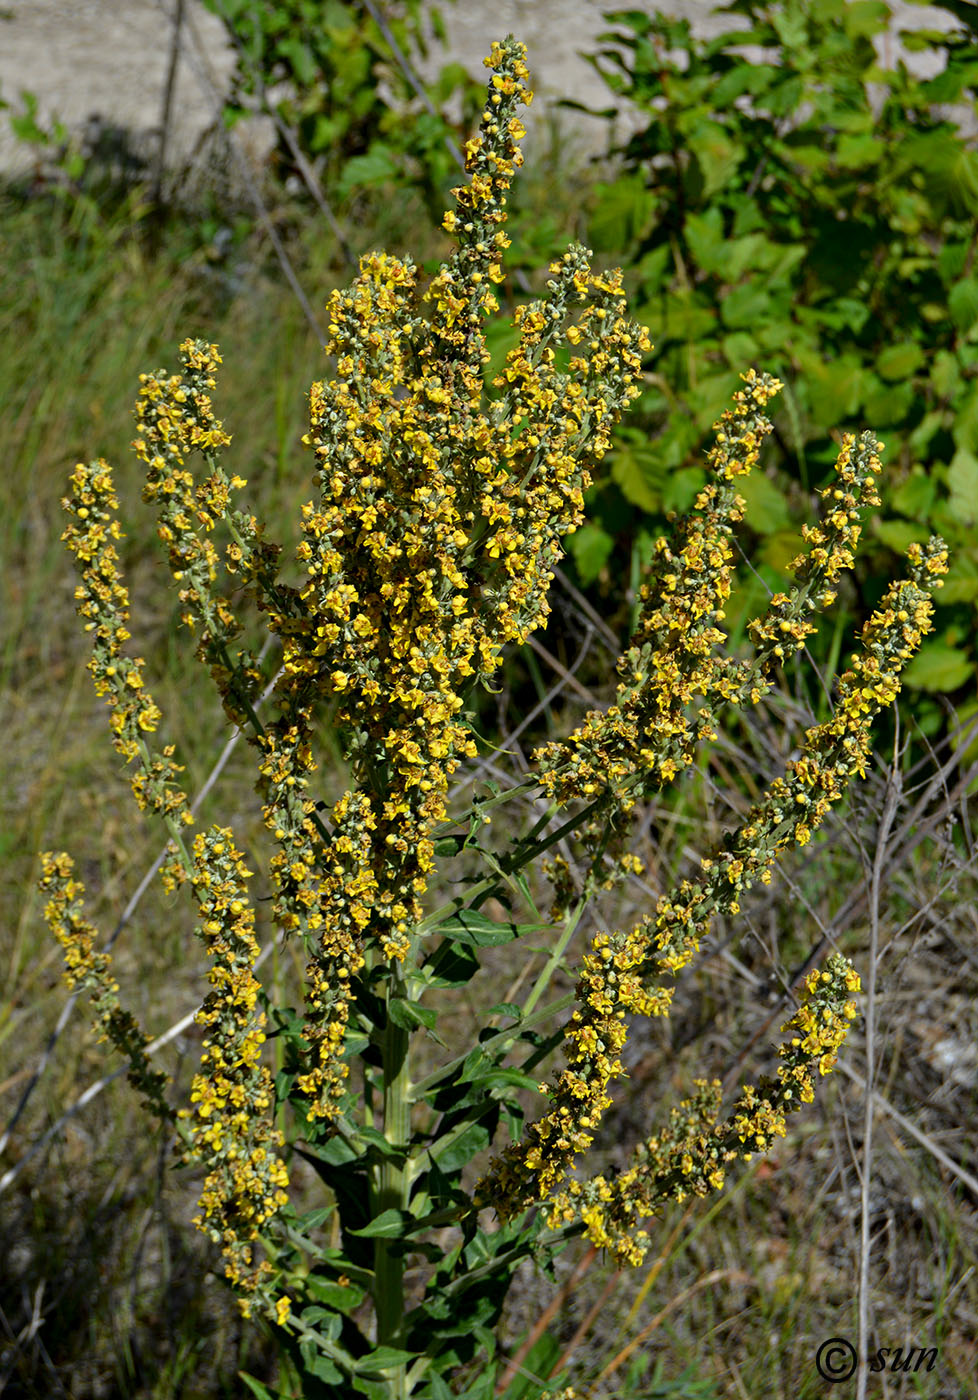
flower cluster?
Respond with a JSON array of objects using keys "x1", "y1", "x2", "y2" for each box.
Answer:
[
  {"x1": 58, "y1": 458, "x2": 196, "y2": 895},
  {"x1": 174, "y1": 827, "x2": 290, "y2": 1300},
  {"x1": 543, "y1": 956, "x2": 861, "y2": 1266},
  {"x1": 530, "y1": 400, "x2": 892, "y2": 819},
  {"x1": 37, "y1": 851, "x2": 173, "y2": 1122},
  {"x1": 531, "y1": 368, "x2": 780, "y2": 812},
  {"x1": 283, "y1": 33, "x2": 650, "y2": 1115},
  {"x1": 478, "y1": 519, "x2": 946, "y2": 1221},
  {"x1": 50, "y1": 398, "x2": 298, "y2": 1306}
]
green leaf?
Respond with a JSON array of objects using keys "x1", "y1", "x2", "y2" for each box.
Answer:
[
  {"x1": 796, "y1": 351, "x2": 867, "y2": 423},
  {"x1": 861, "y1": 376, "x2": 916, "y2": 427},
  {"x1": 239, "y1": 1373, "x2": 284, "y2": 1400},
  {"x1": 434, "y1": 909, "x2": 549, "y2": 948},
  {"x1": 901, "y1": 642, "x2": 972, "y2": 693},
  {"x1": 940, "y1": 550, "x2": 978, "y2": 604},
  {"x1": 567, "y1": 521, "x2": 614, "y2": 585},
  {"x1": 723, "y1": 233, "x2": 775, "y2": 284},
  {"x1": 609, "y1": 449, "x2": 667, "y2": 515},
  {"x1": 636, "y1": 242, "x2": 671, "y2": 295},
  {"x1": 948, "y1": 449, "x2": 978, "y2": 525},
  {"x1": 873, "y1": 518, "x2": 931, "y2": 552},
  {"x1": 304, "y1": 1275, "x2": 367, "y2": 1311},
  {"x1": 892, "y1": 471, "x2": 936, "y2": 520},
  {"x1": 737, "y1": 471, "x2": 791, "y2": 535},
  {"x1": 843, "y1": 0, "x2": 895, "y2": 37},
  {"x1": 765, "y1": 244, "x2": 808, "y2": 284},
  {"x1": 292, "y1": 1206, "x2": 335, "y2": 1233},
  {"x1": 949, "y1": 278, "x2": 978, "y2": 334},
  {"x1": 683, "y1": 207, "x2": 725, "y2": 275},
  {"x1": 388, "y1": 997, "x2": 438, "y2": 1032},
  {"x1": 684, "y1": 117, "x2": 743, "y2": 200},
  {"x1": 954, "y1": 388, "x2": 978, "y2": 455},
  {"x1": 835, "y1": 132, "x2": 885, "y2": 168},
  {"x1": 663, "y1": 466, "x2": 707, "y2": 515},
  {"x1": 350, "y1": 1209, "x2": 412, "y2": 1239},
  {"x1": 658, "y1": 291, "x2": 717, "y2": 342},
  {"x1": 722, "y1": 332, "x2": 761, "y2": 367},
  {"x1": 278, "y1": 35, "x2": 318, "y2": 85},
  {"x1": 759, "y1": 528, "x2": 806, "y2": 573},
  {"x1": 433, "y1": 832, "x2": 468, "y2": 857},
  {"x1": 431, "y1": 1120, "x2": 491, "y2": 1173},
  {"x1": 356, "y1": 1346, "x2": 419, "y2": 1375},
  {"x1": 720, "y1": 281, "x2": 773, "y2": 330},
  {"x1": 422, "y1": 939, "x2": 479, "y2": 989},
  {"x1": 586, "y1": 174, "x2": 655, "y2": 251},
  {"x1": 335, "y1": 145, "x2": 399, "y2": 199},
  {"x1": 358, "y1": 1126, "x2": 406, "y2": 1157},
  {"x1": 930, "y1": 350, "x2": 961, "y2": 400},
  {"x1": 876, "y1": 342, "x2": 924, "y2": 382}
]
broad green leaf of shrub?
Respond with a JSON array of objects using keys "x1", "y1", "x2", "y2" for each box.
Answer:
[
  {"x1": 684, "y1": 208, "x2": 726, "y2": 276},
  {"x1": 566, "y1": 521, "x2": 615, "y2": 587},
  {"x1": 949, "y1": 278, "x2": 978, "y2": 335},
  {"x1": 587, "y1": 174, "x2": 655, "y2": 252},
  {"x1": 953, "y1": 388, "x2": 978, "y2": 455},
  {"x1": 930, "y1": 349, "x2": 962, "y2": 400},
  {"x1": 834, "y1": 131, "x2": 886, "y2": 168},
  {"x1": 795, "y1": 351, "x2": 868, "y2": 425},
  {"x1": 720, "y1": 280, "x2": 776, "y2": 331},
  {"x1": 862, "y1": 375, "x2": 917, "y2": 427},
  {"x1": 872, "y1": 518, "x2": 931, "y2": 552},
  {"x1": 683, "y1": 117, "x2": 744, "y2": 200},
  {"x1": 662, "y1": 465, "x2": 707, "y2": 515},
  {"x1": 908, "y1": 410, "x2": 946, "y2": 458},
  {"x1": 722, "y1": 331, "x2": 762, "y2": 366},
  {"x1": 736, "y1": 471, "x2": 791, "y2": 535},
  {"x1": 877, "y1": 342, "x2": 924, "y2": 382},
  {"x1": 940, "y1": 548, "x2": 978, "y2": 605},
  {"x1": 901, "y1": 641, "x2": 973, "y2": 692},
  {"x1": 335, "y1": 146, "x2": 399, "y2": 200},
  {"x1": 759, "y1": 527, "x2": 806, "y2": 573},
  {"x1": 609, "y1": 432, "x2": 669, "y2": 513},
  {"x1": 947, "y1": 449, "x2": 978, "y2": 525},
  {"x1": 892, "y1": 469, "x2": 936, "y2": 520},
  {"x1": 636, "y1": 242, "x2": 672, "y2": 297}
]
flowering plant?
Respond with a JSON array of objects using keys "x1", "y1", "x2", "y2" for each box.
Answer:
[{"x1": 39, "y1": 35, "x2": 947, "y2": 1399}]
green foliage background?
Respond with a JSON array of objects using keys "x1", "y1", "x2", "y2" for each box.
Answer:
[{"x1": 545, "y1": 0, "x2": 978, "y2": 748}]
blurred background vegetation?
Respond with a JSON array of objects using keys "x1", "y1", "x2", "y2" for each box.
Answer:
[{"x1": 1, "y1": 1, "x2": 977, "y2": 1396}]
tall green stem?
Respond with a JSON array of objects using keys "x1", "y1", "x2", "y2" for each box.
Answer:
[{"x1": 372, "y1": 961, "x2": 411, "y2": 1396}]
